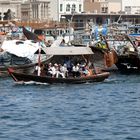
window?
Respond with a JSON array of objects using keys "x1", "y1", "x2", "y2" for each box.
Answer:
[
  {"x1": 105, "y1": 7, "x2": 108, "y2": 13},
  {"x1": 66, "y1": 4, "x2": 70, "y2": 12},
  {"x1": 79, "y1": 4, "x2": 82, "y2": 12},
  {"x1": 101, "y1": 7, "x2": 104, "y2": 12},
  {"x1": 72, "y1": 4, "x2": 76, "y2": 12},
  {"x1": 60, "y1": 4, "x2": 63, "y2": 12},
  {"x1": 101, "y1": 7, "x2": 108, "y2": 13}
]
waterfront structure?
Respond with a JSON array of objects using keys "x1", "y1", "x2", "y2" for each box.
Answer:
[
  {"x1": 62, "y1": 13, "x2": 140, "y2": 30},
  {"x1": 27, "y1": 0, "x2": 140, "y2": 22},
  {"x1": 0, "y1": 0, "x2": 140, "y2": 25}
]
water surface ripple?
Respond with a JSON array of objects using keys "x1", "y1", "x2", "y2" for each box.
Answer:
[{"x1": 0, "y1": 73, "x2": 140, "y2": 140}]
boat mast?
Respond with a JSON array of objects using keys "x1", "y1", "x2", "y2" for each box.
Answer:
[{"x1": 37, "y1": 43, "x2": 41, "y2": 76}]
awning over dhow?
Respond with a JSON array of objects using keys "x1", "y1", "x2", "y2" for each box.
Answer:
[
  {"x1": 1, "y1": 40, "x2": 40, "y2": 59},
  {"x1": 43, "y1": 46, "x2": 94, "y2": 55}
]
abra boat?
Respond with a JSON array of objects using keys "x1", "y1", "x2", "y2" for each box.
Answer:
[
  {"x1": 8, "y1": 46, "x2": 110, "y2": 84},
  {"x1": 8, "y1": 68, "x2": 110, "y2": 84}
]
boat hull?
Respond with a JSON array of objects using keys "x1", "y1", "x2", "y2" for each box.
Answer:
[
  {"x1": 8, "y1": 69, "x2": 110, "y2": 84},
  {"x1": 115, "y1": 54, "x2": 140, "y2": 73}
]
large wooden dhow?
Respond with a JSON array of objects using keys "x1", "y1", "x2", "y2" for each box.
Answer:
[
  {"x1": 107, "y1": 34, "x2": 140, "y2": 73},
  {"x1": 0, "y1": 39, "x2": 51, "y2": 77}
]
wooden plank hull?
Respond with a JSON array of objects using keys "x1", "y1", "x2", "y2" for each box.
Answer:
[
  {"x1": 0, "y1": 56, "x2": 52, "y2": 77},
  {"x1": 0, "y1": 63, "x2": 36, "y2": 77},
  {"x1": 8, "y1": 69, "x2": 110, "y2": 84},
  {"x1": 115, "y1": 54, "x2": 140, "y2": 73}
]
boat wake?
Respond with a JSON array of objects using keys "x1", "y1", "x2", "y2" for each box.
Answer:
[{"x1": 14, "y1": 81, "x2": 49, "y2": 85}]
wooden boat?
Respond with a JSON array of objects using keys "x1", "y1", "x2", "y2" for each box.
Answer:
[
  {"x1": 8, "y1": 46, "x2": 110, "y2": 84},
  {"x1": 0, "y1": 57, "x2": 49, "y2": 77},
  {"x1": 23, "y1": 27, "x2": 117, "y2": 72},
  {"x1": 105, "y1": 34, "x2": 140, "y2": 73},
  {"x1": 0, "y1": 39, "x2": 52, "y2": 77},
  {"x1": 22, "y1": 26, "x2": 42, "y2": 41},
  {"x1": 128, "y1": 24, "x2": 140, "y2": 37},
  {"x1": 72, "y1": 33, "x2": 118, "y2": 71},
  {"x1": 8, "y1": 68, "x2": 110, "y2": 84},
  {"x1": 115, "y1": 54, "x2": 140, "y2": 73}
]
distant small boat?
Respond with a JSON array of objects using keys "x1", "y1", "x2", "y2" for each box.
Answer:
[{"x1": 128, "y1": 24, "x2": 140, "y2": 37}]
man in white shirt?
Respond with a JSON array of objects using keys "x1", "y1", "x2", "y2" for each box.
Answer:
[
  {"x1": 59, "y1": 63, "x2": 68, "y2": 78},
  {"x1": 48, "y1": 63, "x2": 56, "y2": 77}
]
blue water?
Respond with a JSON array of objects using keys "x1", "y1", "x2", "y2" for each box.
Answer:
[{"x1": 0, "y1": 73, "x2": 140, "y2": 140}]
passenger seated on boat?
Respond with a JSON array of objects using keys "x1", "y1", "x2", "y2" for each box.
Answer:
[
  {"x1": 64, "y1": 59, "x2": 72, "y2": 72},
  {"x1": 46, "y1": 63, "x2": 51, "y2": 76},
  {"x1": 54, "y1": 63, "x2": 61, "y2": 78},
  {"x1": 47, "y1": 63, "x2": 56, "y2": 77},
  {"x1": 40, "y1": 63, "x2": 46, "y2": 75},
  {"x1": 81, "y1": 65, "x2": 90, "y2": 76},
  {"x1": 59, "y1": 63, "x2": 68, "y2": 78},
  {"x1": 72, "y1": 63, "x2": 81, "y2": 77}
]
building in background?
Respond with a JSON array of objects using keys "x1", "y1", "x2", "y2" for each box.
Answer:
[
  {"x1": 28, "y1": 0, "x2": 83, "y2": 21},
  {"x1": 121, "y1": 0, "x2": 140, "y2": 14},
  {"x1": 29, "y1": 0, "x2": 50, "y2": 22},
  {"x1": 84, "y1": 0, "x2": 101, "y2": 13},
  {"x1": 0, "y1": 0, "x2": 84, "y2": 22},
  {"x1": 0, "y1": 0, "x2": 22, "y2": 20},
  {"x1": 21, "y1": 1, "x2": 31, "y2": 21},
  {"x1": 84, "y1": 0, "x2": 121, "y2": 14},
  {"x1": 58, "y1": 0, "x2": 84, "y2": 21},
  {"x1": 107, "y1": 0, "x2": 121, "y2": 14},
  {"x1": 0, "y1": 0, "x2": 140, "y2": 24}
]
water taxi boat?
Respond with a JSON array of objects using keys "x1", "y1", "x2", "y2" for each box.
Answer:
[{"x1": 8, "y1": 46, "x2": 110, "y2": 84}]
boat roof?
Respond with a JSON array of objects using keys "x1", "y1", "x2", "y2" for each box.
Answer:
[{"x1": 43, "y1": 46, "x2": 94, "y2": 55}]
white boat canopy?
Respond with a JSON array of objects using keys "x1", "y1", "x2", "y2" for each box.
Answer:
[
  {"x1": 1, "y1": 40, "x2": 40, "y2": 59},
  {"x1": 43, "y1": 46, "x2": 94, "y2": 55}
]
